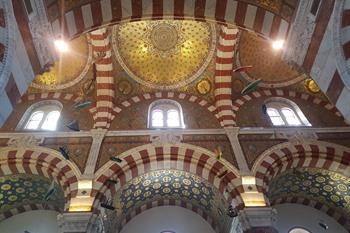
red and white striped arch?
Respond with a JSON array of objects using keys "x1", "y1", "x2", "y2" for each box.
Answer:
[
  {"x1": 18, "y1": 92, "x2": 83, "y2": 104},
  {"x1": 341, "y1": 2, "x2": 350, "y2": 62},
  {"x1": 93, "y1": 143, "x2": 244, "y2": 210},
  {"x1": 0, "y1": 146, "x2": 81, "y2": 211},
  {"x1": 101, "y1": 91, "x2": 218, "y2": 121},
  {"x1": 271, "y1": 197, "x2": 350, "y2": 230},
  {"x1": 90, "y1": 28, "x2": 115, "y2": 129},
  {"x1": 0, "y1": 203, "x2": 60, "y2": 222},
  {"x1": 214, "y1": 26, "x2": 238, "y2": 127},
  {"x1": 50, "y1": 0, "x2": 290, "y2": 41},
  {"x1": 252, "y1": 141, "x2": 350, "y2": 193},
  {"x1": 232, "y1": 89, "x2": 343, "y2": 126},
  {"x1": 119, "y1": 199, "x2": 220, "y2": 233}
]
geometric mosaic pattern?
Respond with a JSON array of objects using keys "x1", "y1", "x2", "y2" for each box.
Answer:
[
  {"x1": 268, "y1": 168, "x2": 350, "y2": 230},
  {"x1": 115, "y1": 169, "x2": 229, "y2": 233},
  {"x1": 268, "y1": 168, "x2": 350, "y2": 216},
  {"x1": 0, "y1": 174, "x2": 64, "y2": 220}
]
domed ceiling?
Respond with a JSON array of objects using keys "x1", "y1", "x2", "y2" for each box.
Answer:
[
  {"x1": 114, "y1": 169, "x2": 230, "y2": 231},
  {"x1": 268, "y1": 168, "x2": 350, "y2": 218},
  {"x1": 112, "y1": 20, "x2": 216, "y2": 90},
  {"x1": 0, "y1": 174, "x2": 64, "y2": 216},
  {"x1": 237, "y1": 31, "x2": 305, "y2": 88},
  {"x1": 32, "y1": 35, "x2": 92, "y2": 90}
]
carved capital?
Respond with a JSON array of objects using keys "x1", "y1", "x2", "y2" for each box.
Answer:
[
  {"x1": 90, "y1": 128, "x2": 107, "y2": 141},
  {"x1": 7, "y1": 135, "x2": 44, "y2": 147},
  {"x1": 150, "y1": 132, "x2": 183, "y2": 146},
  {"x1": 224, "y1": 127, "x2": 239, "y2": 139}
]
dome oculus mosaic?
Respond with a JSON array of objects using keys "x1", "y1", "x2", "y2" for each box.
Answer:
[{"x1": 113, "y1": 20, "x2": 216, "y2": 90}]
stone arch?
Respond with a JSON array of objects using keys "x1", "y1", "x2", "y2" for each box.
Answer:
[
  {"x1": 49, "y1": 0, "x2": 291, "y2": 41},
  {"x1": 119, "y1": 200, "x2": 220, "y2": 232},
  {"x1": 103, "y1": 92, "x2": 220, "y2": 128},
  {"x1": 93, "y1": 143, "x2": 243, "y2": 207},
  {"x1": 232, "y1": 89, "x2": 343, "y2": 126},
  {"x1": 18, "y1": 92, "x2": 83, "y2": 105},
  {"x1": 0, "y1": 146, "x2": 81, "y2": 211},
  {"x1": 272, "y1": 197, "x2": 350, "y2": 230},
  {"x1": 252, "y1": 140, "x2": 350, "y2": 192},
  {"x1": 93, "y1": 143, "x2": 242, "y2": 233},
  {"x1": 110, "y1": 92, "x2": 218, "y2": 118}
]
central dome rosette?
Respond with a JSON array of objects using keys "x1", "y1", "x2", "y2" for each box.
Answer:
[{"x1": 112, "y1": 20, "x2": 216, "y2": 90}]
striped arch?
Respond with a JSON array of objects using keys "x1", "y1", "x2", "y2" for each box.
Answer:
[
  {"x1": 232, "y1": 89, "x2": 343, "y2": 126},
  {"x1": 0, "y1": 146, "x2": 81, "y2": 212},
  {"x1": 93, "y1": 143, "x2": 243, "y2": 209},
  {"x1": 50, "y1": 0, "x2": 291, "y2": 41},
  {"x1": 214, "y1": 26, "x2": 238, "y2": 127},
  {"x1": 271, "y1": 197, "x2": 350, "y2": 230},
  {"x1": 99, "y1": 91, "x2": 219, "y2": 122},
  {"x1": 18, "y1": 92, "x2": 83, "y2": 104},
  {"x1": 119, "y1": 199, "x2": 220, "y2": 232},
  {"x1": 252, "y1": 140, "x2": 350, "y2": 193}
]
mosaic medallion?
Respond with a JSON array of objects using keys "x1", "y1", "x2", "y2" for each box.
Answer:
[{"x1": 112, "y1": 20, "x2": 216, "y2": 90}]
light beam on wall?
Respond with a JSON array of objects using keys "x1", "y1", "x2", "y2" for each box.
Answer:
[
  {"x1": 272, "y1": 39, "x2": 284, "y2": 50},
  {"x1": 54, "y1": 39, "x2": 69, "y2": 53}
]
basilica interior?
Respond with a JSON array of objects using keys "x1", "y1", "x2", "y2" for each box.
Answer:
[{"x1": 0, "y1": 0, "x2": 349, "y2": 233}]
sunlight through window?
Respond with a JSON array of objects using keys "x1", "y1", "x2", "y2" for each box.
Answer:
[{"x1": 25, "y1": 111, "x2": 44, "y2": 130}]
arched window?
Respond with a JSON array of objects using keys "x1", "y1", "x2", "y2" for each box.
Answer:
[
  {"x1": 265, "y1": 98, "x2": 311, "y2": 127},
  {"x1": 148, "y1": 100, "x2": 185, "y2": 128},
  {"x1": 18, "y1": 100, "x2": 63, "y2": 131}
]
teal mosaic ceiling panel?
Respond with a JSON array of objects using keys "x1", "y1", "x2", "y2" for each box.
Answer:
[
  {"x1": 268, "y1": 168, "x2": 350, "y2": 216},
  {"x1": 0, "y1": 174, "x2": 65, "y2": 214},
  {"x1": 115, "y1": 169, "x2": 229, "y2": 228}
]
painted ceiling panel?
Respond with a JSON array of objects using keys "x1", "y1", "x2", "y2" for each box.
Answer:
[
  {"x1": 268, "y1": 168, "x2": 350, "y2": 218},
  {"x1": 0, "y1": 174, "x2": 64, "y2": 216}
]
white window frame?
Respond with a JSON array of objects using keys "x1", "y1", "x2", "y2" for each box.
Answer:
[
  {"x1": 265, "y1": 97, "x2": 312, "y2": 127},
  {"x1": 148, "y1": 99, "x2": 185, "y2": 129},
  {"x1": 17, "y1": 100, "x2": 63, "y2": 131}
]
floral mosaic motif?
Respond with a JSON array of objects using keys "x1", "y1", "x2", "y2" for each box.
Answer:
[
  {"x1": 268, "y1": 168, "x2": 350, "y2": 215},
  {"x1": 0, "y1": 174, "x2": 64, "y2": 213},
  {"x1": 116, "y1": 169, "x2": 228, "y2": 226}
]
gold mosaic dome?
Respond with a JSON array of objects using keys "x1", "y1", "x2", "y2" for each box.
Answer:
[
  {"x1": 112, "y1": 20, "x2": 216, "y2": 90},
  {"x1": 32, "y1": 35, "x2": 92, "y2": 90}
]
